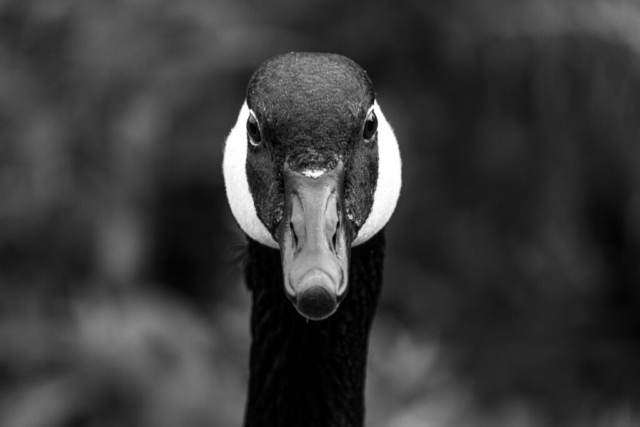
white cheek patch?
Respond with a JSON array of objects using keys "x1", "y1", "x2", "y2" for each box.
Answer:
[
  {"x1": 222, "y1": 102, "x2": 279, "y2": 248},
  {"x1": 352, "y1": 101, "x2": 402, "y2": 246}
]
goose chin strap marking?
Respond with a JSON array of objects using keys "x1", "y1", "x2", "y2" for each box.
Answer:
[
  {"x1": 223, "y1": 102, "x2": 279, "y2": 248},
  {"x1": 223, "y1": 100, "x2": 401, "y2": 248},
  {"x1": 352, "y1": 101, "x2": 401, "y2": 246}
]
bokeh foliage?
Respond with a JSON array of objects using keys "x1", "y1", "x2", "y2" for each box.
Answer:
[{"x1": 1, "y1": 0, "x2": 640, "y2": 426}]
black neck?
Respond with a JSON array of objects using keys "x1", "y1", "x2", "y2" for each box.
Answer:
[{"x1": 243, "y1": 231, "x2": 385, "y2": 427}]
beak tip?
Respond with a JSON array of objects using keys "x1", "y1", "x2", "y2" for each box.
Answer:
[{"x1": 295, "y1": 285, "x2": 338, "y2": 321}]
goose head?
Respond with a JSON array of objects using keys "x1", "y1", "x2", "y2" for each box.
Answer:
[{"x1": 224, "y1": 52, "x2": 401, "y2": 321}]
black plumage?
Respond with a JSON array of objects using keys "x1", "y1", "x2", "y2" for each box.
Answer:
[{"x1": 244, "y1": 231, "x2": 385, "y2": 427}]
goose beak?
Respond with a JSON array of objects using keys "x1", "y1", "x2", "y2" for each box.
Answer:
[{"x1": 278, "y1": 161, "x2": 351, "y2": 321}]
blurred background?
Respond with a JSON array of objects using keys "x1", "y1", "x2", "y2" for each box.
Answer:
[{"x1": 1, "y1": 0, "x2": 640, "y2": 425}]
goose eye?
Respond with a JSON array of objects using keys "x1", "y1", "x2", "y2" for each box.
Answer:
[
  {"x1": 363, "y1": 110, "x2": 378, "y2": 141},
  {"x1": 246, "y1": 113, "x2": 262, "y2": 146}
]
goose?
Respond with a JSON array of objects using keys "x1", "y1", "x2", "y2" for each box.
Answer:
[{"x1": 223, "y1": 52, "x2": 401, "y2": 427}]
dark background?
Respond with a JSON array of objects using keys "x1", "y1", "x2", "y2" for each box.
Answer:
[{"x1": 1, "y1": 1, "x2": 639, "y2": 426}]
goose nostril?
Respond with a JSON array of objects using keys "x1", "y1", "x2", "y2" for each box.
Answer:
[
  {"x1": 291, "y1": 221, "x2": 299, "y2": 249},
  {"x1": 332, "y1": 222, "x2": 339, "y2": 252}
]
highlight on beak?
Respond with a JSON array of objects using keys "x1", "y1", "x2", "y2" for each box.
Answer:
[{"x1": 277, "y1": 161, "x2": 351, "y2": 320}]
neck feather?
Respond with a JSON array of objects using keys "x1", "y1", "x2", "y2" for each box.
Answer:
[{"x1": 243, "y1": 231, "x2": 385, "y2": 427}]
